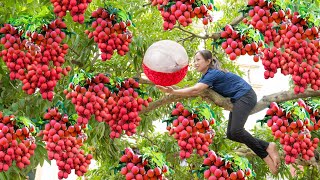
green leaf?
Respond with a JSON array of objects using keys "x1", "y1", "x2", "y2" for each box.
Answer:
[
  {"x1": 11, "y1": 103, "x2": 19, "y2": 112},
  {"x1": 302, "y1": 108, "x2": 310, "y2": 119},
  {"x1": 197, "y1": 103, "x2": 215, "y2": 120},
  {"x1": 201, "y1": 0, "x2": 210, "y2": 4},
  {"x1": 0, "y1": 172, "x2": 6, "y2": 179},
  {"x1": 141, "y1": 147, "x2": 166, "y2": 169},
  {"x1": 117, "y1": 10, "x2": 129, "y2": 22},
  {"x1": 18, "y1": 99, "x2": 25, "y2": 106},
  {"x1": 223, "y1": 154, "x2": 233, "y2": 161},
  {"x1": 256, "y1": 115, "x2": 271, "y2": 126},
  {"x1": 259, "y1": 31, "x2": 265, "y2": 42},
  {"x1": 70, "y1": 114, "x2": 79, "y2": 122},
  {"x1": 2, "y1": 109, "x2": 13, "y2": 116},
  {"x1": 199, "y1": 108, "x2": 212, "y2": 120},
  {"x1": 233, "y1": 155, "x2": 250, "y2": 171},
  {"x1": 98, "y1": 123, "x2": 106, "y2": 140},
  {"x1": 17, "y1": 116, "x2": 33, "y2": 127},
  {"x1": 162, "y1": 116, "x2": 177, "y2": 126}
]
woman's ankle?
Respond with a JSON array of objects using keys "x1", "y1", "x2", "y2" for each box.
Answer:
[{"x1": 263, "y1": 155, "x2": 278, "y2": 175}]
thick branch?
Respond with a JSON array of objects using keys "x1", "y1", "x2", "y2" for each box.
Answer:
[
  {"x1": 139, "y1": 78, "x2": 320, "y2": 115},
  {"x1": 200, "y1": 89, "x2": 232, "y2": 110},
  {"x1": 141, "y1": 95, "x2": 193, "y2": 114},
  {"x1": 251, "y1": 89, "x2": 320, "y2": 114}
]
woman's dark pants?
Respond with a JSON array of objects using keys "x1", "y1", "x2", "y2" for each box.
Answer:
[{"x1": 227, "y1": 89, "x2": 269, "y2": 159}]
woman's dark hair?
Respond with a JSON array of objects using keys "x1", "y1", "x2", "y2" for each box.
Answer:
[{"x1": 196, "y1": 50, "x2": 226, "y2": 71}]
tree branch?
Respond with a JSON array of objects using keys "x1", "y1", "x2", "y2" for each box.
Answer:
[
  {"x1": 251, "y1": 89, "x2": 320, "y2": 114},
  {"x1": 173, "y1": 25, "x2": 209, "y2": 39},
  {"x1": 173, "y1": 13, "x2": 247, "y2": 41},
  {"x1": 229, "y1": 13, "x2": 248, "y2": 26},
  {"x1": 137, "y1": 134, "x2": 166, "y2": 152},
  {"x1": 178, "y1": 35, "x2": 194, "y2": 43},
  {"x1": 138, "y1": 78, "x2": 320, "y2": 115},
  {"x1": 143, "y1": 2, "x2": 152, "y2": 7}
]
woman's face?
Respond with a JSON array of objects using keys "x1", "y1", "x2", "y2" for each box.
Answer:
[{"x1": 193, "y1": 52, "x2": 211, "y2": 73}]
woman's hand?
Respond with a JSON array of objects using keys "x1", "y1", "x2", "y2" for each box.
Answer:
[{"x1": 156, "y1": 85, "x2": 174, "y2": 94}]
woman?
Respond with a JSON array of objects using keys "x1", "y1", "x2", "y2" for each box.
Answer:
[{"x1": 156, "y1": 50, "x2": 280, "y2": 174}]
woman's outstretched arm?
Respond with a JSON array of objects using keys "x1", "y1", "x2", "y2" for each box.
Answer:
[{"x1": 156, "y1": 83, "x2": 209, "y2": 96}]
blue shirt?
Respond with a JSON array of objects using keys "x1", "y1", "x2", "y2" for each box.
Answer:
[{"x1": 198, "y1": 68, "x2": 252, "y2": 102}]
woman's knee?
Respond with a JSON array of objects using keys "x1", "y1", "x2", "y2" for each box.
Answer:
[{"x1": 229, "y1": 129, "x2": 244, "y2": 141}]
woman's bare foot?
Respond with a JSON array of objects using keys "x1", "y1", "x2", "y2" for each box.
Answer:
[
  {"x1": 266, "y1": 142, "x2": 280, "y2": 168},
  {"x1": 263, "y1": 155, "x2": 278, "y2": 175}
]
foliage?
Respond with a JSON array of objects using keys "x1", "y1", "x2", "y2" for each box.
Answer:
[{"x1": 0, "y1": 0, "x2": 319, "y2": 179}]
